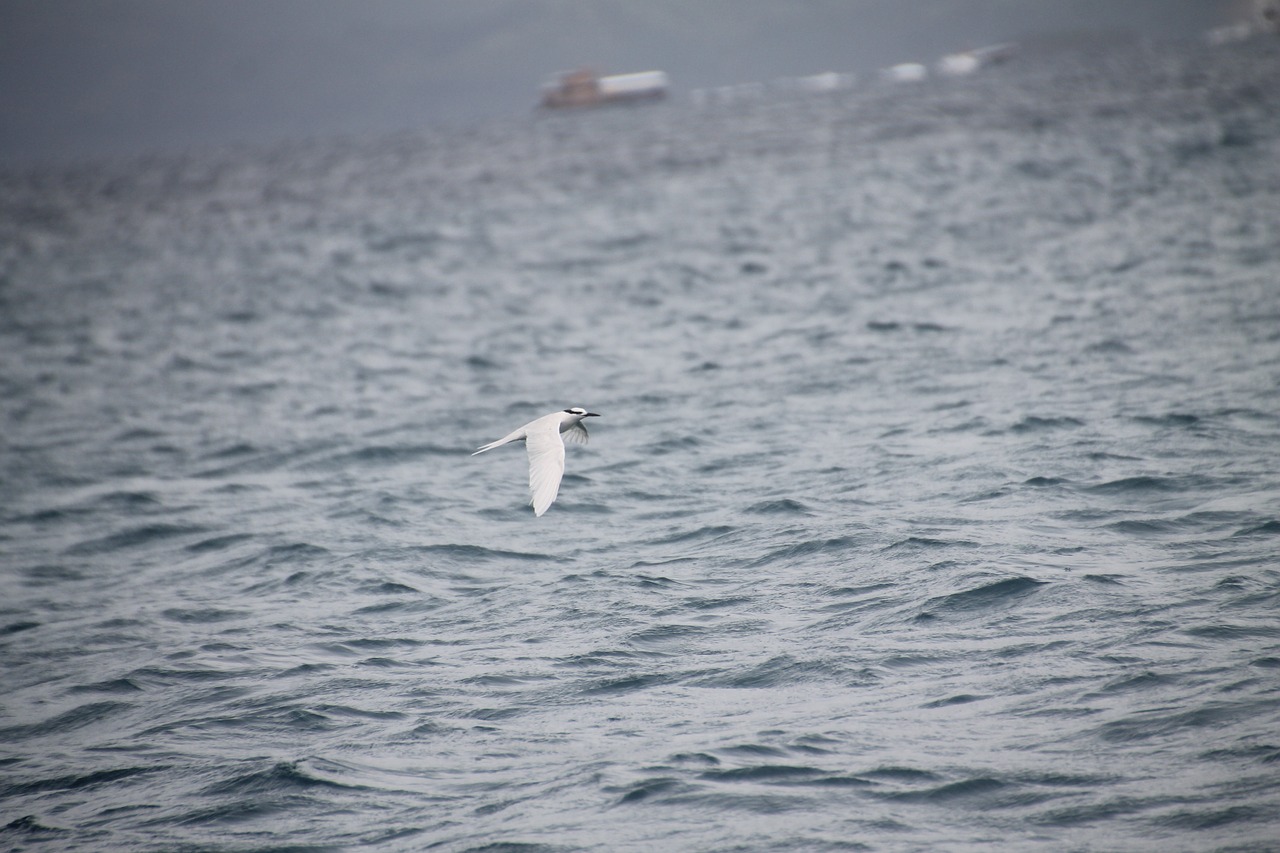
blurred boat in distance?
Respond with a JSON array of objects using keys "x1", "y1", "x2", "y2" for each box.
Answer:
[
  {"x1": 936, "y1": 43, "x2": 1018, "y2": 77},
  {"x1": 540, "y1": 69, "x2": 669, "y2": 110},
  {"x1": 880, "y1": 62, "x2": 928, "y2": 83}
]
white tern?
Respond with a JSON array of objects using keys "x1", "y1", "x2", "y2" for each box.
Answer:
[{"x1": 472, "y1": 407, "x2": 600, "y2": 516}]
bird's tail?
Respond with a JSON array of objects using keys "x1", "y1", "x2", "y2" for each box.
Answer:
[{"x1": 471, "y1": 430, "x2": 524, "y2": 455}]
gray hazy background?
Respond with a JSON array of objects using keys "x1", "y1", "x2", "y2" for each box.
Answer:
[{"x1": 0, "y1": 1, "x2": 1246, "y2": 165}]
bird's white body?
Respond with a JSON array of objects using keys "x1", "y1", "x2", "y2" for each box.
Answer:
[{"x1": 472, "y1": 407, "x2": 600, "y2": 516}]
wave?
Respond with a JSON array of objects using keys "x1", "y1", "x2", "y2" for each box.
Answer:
[
  {"x1": 878, "y1": 776, "x2": 1009, "y2": 803},
  {"x1": 185, "y1": 532, "x2": 255, "y2": 553},
  {"x1": 1084, "y1": 476, "x2": 1188, "y2": 495},
  {"x1": 746, "y1": 536, "x2": 862, "y2": 567},
  {"x1": 203, "y1": 760, "x2": 368, "y2": 797},
  {"x1": 1010, "y1": 415, "x2": 1085, "y2": 433},
  {"x1": 644, "y1": 525, "x2": 736, "y2": 546},
  {"x1": 613, "y1": 776, "x2": 684, "y2": 804},
  {"x1": 0, "y1": 701, "x2": 132, "y2": 740},
  {"x1": 865, "y1": 320, "x2": 952, "y2": 333},
  {"x1": 743, "y1": 498, "x2": 814, "y2": 516},
  {"x1": 66, "y1": 523, "x2": 207, "y2": 555},
  {"x1": 700, "y1": 764, "x2": 829, "y2": 783},
  {"x1": 1131, "y1": 413, "x2": 1202, "y2": 428},
  {"x1": 160, "y1": 607, "x2": 246, "y2": 624},
  {"x1": 693, "y1": 654, "x2": 876, "y2": 689},
  {"x1": 1234, "y1": 520, "x2": 1280, "y2": 537},
  {"x1": 579, "y1": 671, "x2": 680, "y2": 696},
  {"x1": 0, "y1": 814, "x2": 68, "y2": 836},
  {"x1": 925, "y1": 576, "x2": 1047, "y2": 614},
  {"x1": 2, "y1": 766, "x2": 161, "y2": 798},
  {"x1": 417, "y1": 543, "x2": 554, "y2": 561},
  {"x1": 1096, "y1": 697, "x2": 1274, "y2": 744},
  {"x1": 880, "y1": 536, "x2": 976, "y2": 553},
  {"x1": 1023, "y1": 476, "x2": 1069, "y2": 487},
  {"x1": 67, "y1": 677, "x2": 144, "y2": 694}
]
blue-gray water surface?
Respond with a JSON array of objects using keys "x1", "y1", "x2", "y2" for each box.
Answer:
[{"x1": 3, "y1": 37, "x2": 1280, "y2": 852}]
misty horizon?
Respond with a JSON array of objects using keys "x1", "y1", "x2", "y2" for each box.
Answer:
[{"x1": 0, "y1": 0, "x2": 1254, "y2": 165}]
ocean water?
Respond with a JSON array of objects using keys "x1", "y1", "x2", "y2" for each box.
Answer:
[{"x1": 2, "y1": 36, "x2": 1280, "y2": 852}]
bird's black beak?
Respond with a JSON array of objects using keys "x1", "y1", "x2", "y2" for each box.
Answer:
[{"x1": 585, "y1": 412, "x2": 600, "y2": 417}]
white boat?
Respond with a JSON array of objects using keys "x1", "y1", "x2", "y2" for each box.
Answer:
[
  {"x1": 881, "y1": 62, "x2": 928, "y2": 83},
  {"x1": 936, "y1": 43, "x2": 1018, "y2": 77},
  {"x1": 540, "y1": 69, "x2": 668, "y2": 109}
]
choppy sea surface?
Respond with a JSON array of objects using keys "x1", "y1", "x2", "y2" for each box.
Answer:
[{"x1": 3, "y1": 36, "x2": 1280, "y2": 853}]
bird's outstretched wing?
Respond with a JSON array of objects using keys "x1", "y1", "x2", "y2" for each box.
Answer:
[
  {"x1": 525, "y1": 422, "x2": 566, "y2": 516},
  {"x1": 562, "y1": 421, "x2": 590, "y2": 445}
]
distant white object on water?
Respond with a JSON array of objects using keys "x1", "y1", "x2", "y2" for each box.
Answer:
[
  {"x1": 882, "y1": 62, "x2": 928, "y2": 83},
  {"x1": 598, "y1": 71, "x2": 669, "y2": 99},
  {"x1": 936, "y1": 43, "x2": 1018, "y2": 77},
  {"x1": 937, "y1": 52, "x2": 982, "y2": 77},
  {"x1": 540, "y1": 69, "x2": 668, "y2": 109},
  {"x1": 794, "y1": 71, "x2": 855, "y2": 92},
  {"x1": 472, "y1": 407, "x2": 600, "y2": 516}
]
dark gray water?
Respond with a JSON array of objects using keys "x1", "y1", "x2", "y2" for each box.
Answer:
[{"x1": 3, "y1": 36, "x2": 1280, "y2": 853}]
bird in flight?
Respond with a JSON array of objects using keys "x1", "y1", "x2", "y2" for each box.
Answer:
[{"x1": 472, "y1": 407, "x2": 601, "y2": 516}]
